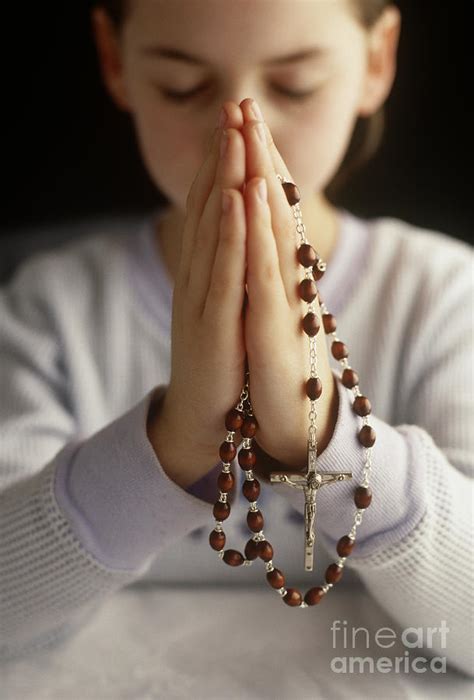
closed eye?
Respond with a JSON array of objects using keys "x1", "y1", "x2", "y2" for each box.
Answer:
[{"x1": 159, "y1": 83, "x2": 318, "y2": 102}]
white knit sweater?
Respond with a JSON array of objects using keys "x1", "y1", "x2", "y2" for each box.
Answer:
[{"x1": 0, "y1": 207, "x2": 472, "y2": 675}]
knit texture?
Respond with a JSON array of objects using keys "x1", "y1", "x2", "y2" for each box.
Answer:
[{"x1": 0, "y1": 207, "x2": 472, "y2": 675}]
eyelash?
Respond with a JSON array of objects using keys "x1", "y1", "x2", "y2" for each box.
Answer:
[{"x1": 159, "y1": 84, "x2": 317, "y2": 102}]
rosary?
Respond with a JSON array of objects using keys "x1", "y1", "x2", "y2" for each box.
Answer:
[{"x1": 208, "y1": 174, "x2": 376, "y2": 608}]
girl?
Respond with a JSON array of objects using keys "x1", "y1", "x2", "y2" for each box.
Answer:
[{"x1": 1, "y1": 0, "x2": 472, "y2": 682}]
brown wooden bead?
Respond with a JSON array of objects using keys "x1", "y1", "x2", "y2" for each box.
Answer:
[
  {"x1": 298, "y1": 277, "x2": 318, "y2": 302},
  {"x1": 242, "y1": 478, "x2": 260, "y2": 501},
  {"x1": 296, "y1": 243, "x2": 317, "y2": 267},
  {"x1": 283, "y1": 588, "x2": 303, "y2": 606},
  {"x1": 325, "y1": 563, "x2": 343, "y2": 584},
  {"x1": 223, "y1": 549, "x2": 244, "y2": 566},
  {"x1": 337, "y1": 535, "x2": 355, "y2": 557},
  {"x1": 342, "y1": 367, "x2": 359, "y2": 389},
  {"x1": 225, "y1": 408, "x2": 244, "y2": 431},
  {"x1": 282, "y1": 181, "x2": 301, "y2": 205},
  {"x1": 353, "y1": 395, "x2": 372, "y2": 417},
  {"x1": 241, "y1": 414, "x2": 258, "y2": 438},
  {"x1": 306, "y1": 376, "x2": 322, "y2": 400},
  {"x1": 217, "y1": 471, "x2": 235, "y2": 493},
  {"x1": 267, "y1": 567, "x2": 285, "y2": 589},
  {"x1": 312, "y1": 262, "x2": 325, "y2": 281},
  {"x1": 209, "y1": 530, "x2": 226, "y2": 551},
  {"x1": 238, "y1": 448, "x2": 257, "y2": 469},
  {"x1": 354, "y1": 486, "x2": 372, "y2": 509},
  {"x1": 213, "y1": 501, "x2": 230, "y2": 521},
  {"x1": 244, "y1": 538, "x2": 260, "y2": 560},
  {"x1": 219, "y1": 441, "x2": 236, "y2": 463},
  {"x1": 302, "y1": 312, "x2": 320, "y2": 337},
  {"x1": 322, "y1": 313, "x2": 337, "y2": 334},
  {"x1": 331, "y1": 340, "x2": 348, "y2": 360},
  {"x1": 304, "y1": 586, "x2": 326, "y2": 605},
  {"x1": 247, "y1": 509, "x2": 264, "y2": 532},
  {"x1": 358, "y1": 425, "x2": 376, "y2": 447},
  {"x1": 258, "y1": 540, "x2": 274, "y2": 562}
]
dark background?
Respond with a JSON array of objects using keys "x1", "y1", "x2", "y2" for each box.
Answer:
[{"x1": 1, "y1": 1, "x2": 473, "y2": 244}]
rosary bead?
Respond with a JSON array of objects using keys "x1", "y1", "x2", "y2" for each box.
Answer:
[
  {"x1": 245, "y1": 538, "x2": 261, "y2": 560},
  {"x1": 325, "y1": 563, "x2": 343, "y2": 584},
  {"x1": 322, "y1": 313, "x2": 337, "y2": 334},
  {"x1": 282, "y1": 181, "x2": 301, "y2": 205},
  {"x1": 296, "y1": 243, "x2": 317, "y2": 267},
  {"x1": 241, "y1": 414, "x2": 258, "y2": 438},
  {"x1": 331, "y1": 340, "x2": 348, "y2": 360},
  {"x1": 209, "y1": 530, "x2": 226, "y2": 551},
  {"x1": 258, "y1": 540, "x2": 274, "y2": 562},
  {"x1": 302, "y1": 312, "x2": 320, "y2": 337},
  {"x1": 312, "y1": 262, "x2": 325, "y2": 281},
  {"x1": 247, "y1": 509, "x2": 264, "y2": 532},
  {"x1": 342, "y1": 367, "x2": 359, "y2": 389},
  {"x1": 217, "y1": 471, "x2": 235, "y2": 493},
  {"x1": 283, "y1": 588, "x2": 303, "y2": 606},
  {"x1": 331, "y1": 340, "x2": 349, "y2": 360},
  {"x1": 304, "y1": 587, "x2": 326, "y2": 605},
  {"x1": 213, "y1": 501, "x2": 231, "y2": 521},
  {"x1": 354, "y1": 486, "x2": 372, "y2": 509},
  {"x1": 225, "y1": 408, "x2": 244, "y2": 431},
  {"x1": 242, "y1": 478, "x2": 260, "y2": 501},
  {"x1": 336, "y1": 535, "x2": 355, "y2": 557},
  {"x1": 223, "y1": 549, "x2": 244, "y2": 567},
  {"x1": 353, "y1": 395, "x2": 372, "y2": 417},
  {"x1": 219, "y1": 441, "x2": 236, "y2": 463},
  {"x1": 306, "y1": 376, "x2": 322, "y2": 400},
  {"x1": 267, "y1": 568, "x2": 285, "y2": 589},
  {"x1": 238, "y1": 448, "x2": 257, "y2": 469},
  {"x1": 358, "y1": 425, "x2": 376, "y2": 448},
  {"x1": 298, "y1": 277, "x2": 318, "y2": 303}
]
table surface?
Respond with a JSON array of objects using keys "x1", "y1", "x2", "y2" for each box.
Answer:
[{"x1": 1, "y1": 583, "x2": 472, "y2": 700}]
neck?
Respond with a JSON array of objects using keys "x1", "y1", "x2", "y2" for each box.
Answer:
[{"x1": 153, "y1": 191, "x2": 340, "y2": 287}]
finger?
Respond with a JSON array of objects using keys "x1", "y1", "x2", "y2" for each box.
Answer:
[
  {"x1": 188, "y1": 126, "x2": 246, "y2": 313},
  {"x1": 178, "y1": 101, "x2": 243, "y2": 291},
  {"x1": 241, "y1": 116, "x2": 301, "y2": 309},
  {"x1": 240, "y1": 98, "x2": 293, "y2": 182},
  {"x1": 245, "y1": 176, "x2": 288, "y2": 320},
  {"x1": 203, "y1": 188, "x2": 246, "y2": 325}
]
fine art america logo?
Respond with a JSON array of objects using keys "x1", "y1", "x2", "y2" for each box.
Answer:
[{"x1": 330, "y1": 619, "x2": 450, "y2": 673}]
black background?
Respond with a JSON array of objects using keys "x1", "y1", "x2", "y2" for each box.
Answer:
[{"x1": 1, "y1": 1, "x2": 473, "y2": 244}]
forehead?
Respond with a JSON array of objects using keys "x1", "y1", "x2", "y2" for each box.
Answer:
[{"x1": 125, "y1": 0, "x2": 358, "y2": 65}]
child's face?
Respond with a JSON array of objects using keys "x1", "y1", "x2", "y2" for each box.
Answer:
[{"x1": 105, "y1": 0, "x2": 394, "y2": 210}]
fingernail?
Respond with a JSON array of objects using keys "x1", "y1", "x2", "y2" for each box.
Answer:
[
  {"x1": 251, "y1": 99, "x2": 264, "y2": 121},
  {"x1": 218, "y1": 106, "x2": 228, "y2": 128},
  {"x1": 256, "y1": 178, "x2": 267, "y2": 202},
  {"x1": 220, "y1": 129, "x2": 229, "y2": 157}
]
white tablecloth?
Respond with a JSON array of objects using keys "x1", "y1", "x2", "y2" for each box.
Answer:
[{"x1": 1, "y1": 583, "x2": 472, "y2": 699}]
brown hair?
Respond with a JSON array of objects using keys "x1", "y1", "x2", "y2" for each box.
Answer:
[{"x1": 97, "y1": 0, "x2": 393, "y2": 199}]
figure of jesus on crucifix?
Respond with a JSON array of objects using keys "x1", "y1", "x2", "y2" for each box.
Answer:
[{"x1": 269, "y1": 442, "x2": 353, "y2": 572}]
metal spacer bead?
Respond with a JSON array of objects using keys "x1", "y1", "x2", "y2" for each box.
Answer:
[
  {"x1": 221, "y1": 463, "x2": 231, "y2": 473},
  {"x1": 214, "y1": 521, "x2": 223, "y2": 529},
  {"x1": 243, "y1": 559, "x2": 252, "y2": 567},
  {"x1": 249, "y1": 502, "x2": 258, "y2": 512},
  {"x1": 265, "y1": 562, "x2": 274, "y2": 572},
  {"x1": 225, "y1": 432, "x2": 234, "y2": 442},
  {"x1": 300, "y1": 602, "x2": 308, "y2": 608},
  {"x1": 278, "y1": 587, "x2": 287, "y2": 596},
  {"x1": 337, "y1": 557, "x2": 347, "y2": 566},
  {"x1": 322, "y1": 584, "x2": 333, "y2": 592},
  {"x1": 242, "y1": 438, "x2": 251, "y2": 449},
  {"x1": 218, "y1": 493, "x2": 228, "y2": 503},
  {"x1": 218, "y1": 551, "x2": 225, "y2": 559},
  {"x1": 245, "y1": 470, "x2": 254, "y2": 480}
]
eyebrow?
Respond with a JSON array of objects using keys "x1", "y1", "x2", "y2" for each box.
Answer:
[{"x1": 140, "y1": 45, "x2": 328, "y2": 66}]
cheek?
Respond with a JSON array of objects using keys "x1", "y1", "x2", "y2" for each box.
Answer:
[
  {"x1": 274, "y1": 77, "x2": 363, "y2": 193},
  {"x1": 130, "y1": 102, "x2": 205, "y2": 209}
]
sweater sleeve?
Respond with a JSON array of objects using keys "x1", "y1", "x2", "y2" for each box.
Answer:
[
  {"x1": 278, "y1": 249, "x2": 474, "y2": 677},
  {"x1": 0, "y1": 258, "x2": 214, "y2": 663}
]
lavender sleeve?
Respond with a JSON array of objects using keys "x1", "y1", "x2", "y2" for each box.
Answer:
[
  {"x1": 277, "y1": 369, "x2": 427, "y2": 559},
  {"x1": 54, "y1": 384, "x2": 216, "y2": 572}
]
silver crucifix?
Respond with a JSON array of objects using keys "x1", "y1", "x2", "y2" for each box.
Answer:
[{"x1": 269, "y1": 442, "x2": 353, "y2": 572}]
